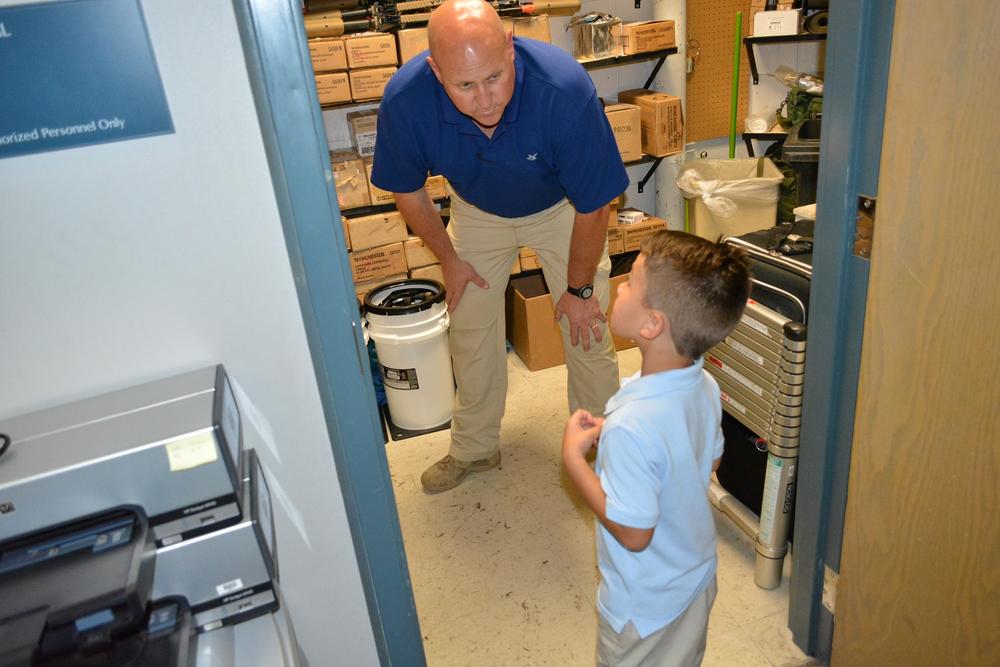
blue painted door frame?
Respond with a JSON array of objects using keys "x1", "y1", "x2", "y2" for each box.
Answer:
[
  {"x1": 230, "y1": 0, "x2": 896, "y2": 663},
  {"x1": 230, "y1": 0, "x2": 425, "y2": 664},
  {"x1": 788, "y1": 1, "x2": 895, "y2": 661}
]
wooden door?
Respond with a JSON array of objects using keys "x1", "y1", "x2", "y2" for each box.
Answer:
[{"x1": 833, "y1": 4, "x2": 1000, "y2": 665}]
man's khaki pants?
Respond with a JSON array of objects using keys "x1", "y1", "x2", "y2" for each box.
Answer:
[{"x1": 446, "y1": 190, "x2": 620, "y2": 462}]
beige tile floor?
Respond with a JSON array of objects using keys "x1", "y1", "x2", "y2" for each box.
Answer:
[{"x1": 385, "y1": 347, "x2": 814, "y2": 666}]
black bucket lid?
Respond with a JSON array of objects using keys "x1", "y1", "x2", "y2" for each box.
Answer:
[{"x1": 364, "y1": 279, "x2": 446, "y2": 316}]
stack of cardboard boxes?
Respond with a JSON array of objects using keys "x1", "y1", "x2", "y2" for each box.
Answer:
[
  {"x1": 605, "y1": 87, "x2": 684, "y2": 163},
  {"x1": 309, "y1": 32, "x2": 398, "y2": 105}
]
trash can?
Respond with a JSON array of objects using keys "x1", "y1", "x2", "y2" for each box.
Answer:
[
  {"x1": 676, "y1": 158, "x2": 784, "y2": 240},
  {"x1": 364, "y1": 280, "x2": 453, "y2": 431},
  {"x1": 782, "y1": 118, "x2": 821, "y2": 207}
]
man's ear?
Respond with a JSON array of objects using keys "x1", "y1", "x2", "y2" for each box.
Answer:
[{"x1": 427, "y1": 56, "x2": 443, "y2": 84}]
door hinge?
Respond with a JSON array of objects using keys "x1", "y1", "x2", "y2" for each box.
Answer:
[
  {"x1": 822, "y1": 565, "x2": 839, "y2": 615},
  {"x1": 854, "y1": 195, "x2": 875, "y2": 259}
]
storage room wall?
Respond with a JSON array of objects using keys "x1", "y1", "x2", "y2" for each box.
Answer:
[
  {"x1": 688, "y1": 40, "x2": 824, "y2": 161},
  {"x1": 0, "y1": 0, "x2": 379, "y2": 665}
]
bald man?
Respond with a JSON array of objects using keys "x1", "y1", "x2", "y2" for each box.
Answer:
[{"x1": 371, "y1": 0, "x2": 627, "y2": 493}]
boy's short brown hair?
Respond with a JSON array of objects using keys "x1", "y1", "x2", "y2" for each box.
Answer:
[{"x1": 639, "y1": 231, "x2": 752, "y2": 359}]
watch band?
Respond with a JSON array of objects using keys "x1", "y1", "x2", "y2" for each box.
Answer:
[{"x1": 567, "y1": 284, "x2": 594, "y2": 300}]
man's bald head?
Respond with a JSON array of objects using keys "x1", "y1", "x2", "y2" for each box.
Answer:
[{"x1": 428, "y1": 0, "x2": 507, "y2": 59}]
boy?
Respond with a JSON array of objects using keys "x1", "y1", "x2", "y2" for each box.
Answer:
[{"x1": 562, "y1": 231, "x2": 751, "y2": 666}]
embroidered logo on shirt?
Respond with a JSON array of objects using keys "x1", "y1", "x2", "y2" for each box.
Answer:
[{"x1": 526, "y1": 153, "x2": 538, "y2": 161}]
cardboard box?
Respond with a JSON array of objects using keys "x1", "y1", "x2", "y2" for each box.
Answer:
[
  {"x1": 410, "y1": 263, "x2": 444, "y2": 285},
  {"x1": 607, "y1": 227, "x2": 624, "y2": 256},
  {"x1": 619, "y1": 215, "x2": 667, "y2": 252},
  {"x1": 349, "y1": 66, "x2": 396, "y2": 101},
  {"x1": 621, "y1": 20, "x2": 676, "y2": 55},
  {"x1": 617, "y1": 89, "x2": 684, "y2": 157},
  {"x1": 355, "y1": 273, "x2": 408, "y2": 299},
  {"x1": 330, "y1": 150, "x2": 370, "y2": 210},
  {"x1": 397, "y1": 27, "x2": 429, "y2": 64},
  {"x1": 512, "y1": 15, "x2": 550, "y2": 43},
  {"x1": 510, "y1": 257, "x2": 521, "y2": 274},
  {"x1": 343, "y1": 32, "x2": 398, "y2": 68},
  {"x1": 349, "y1": 242, "x2": 407, "y2": 283},
  {"x1": 346, "y1": 110, "x2": 378, "y2": 157},
  {"x1": 753, "y1": 9, "x2": 800, "y2": 36},
  {"x1": 309, "y1": 37, "x2": 347, "y2": 72},
  {"x1": 315, "y1": 71, "x2": 351, "y2": 105},
  {"x1": 604, "y1": 103, "x2": 643, "y2": 163},
  {"x1": 506, "y1": 272, "x2": 635, "y2": 370},
  {"x1": 364, "y1": 158, "x2": 394, "y2": 205},
  {"x1": 505, "y1": 274, "x2": 565, "y2": 371},
  {"x1": 348, "y1": 212, "x2": 408, "y2": 252},
  {"x1": 403, "y1": 236, "x2": 439, "y2": 269},
  {"x1": 424, "y1": 174, "x2": 447, "y2": 200},
  {"x1": 518, "y1": 247, "x2": 542, "y2": 271}
]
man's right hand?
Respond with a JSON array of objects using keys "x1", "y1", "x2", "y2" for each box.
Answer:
[{"x1": 442, "y1": 258, "x2": 488, "y2": 313}]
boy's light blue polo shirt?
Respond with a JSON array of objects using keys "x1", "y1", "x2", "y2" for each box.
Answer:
[
  {"x1": 370, "y1": 38, "x2": 628, "y2": 218},
  {"x1": 595, "y1": 360, "x2": 725, "y2": 638}
]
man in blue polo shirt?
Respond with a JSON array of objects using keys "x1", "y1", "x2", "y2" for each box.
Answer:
[{"x1": 371, "y1": 0, "x2": 628, "y2": 493}]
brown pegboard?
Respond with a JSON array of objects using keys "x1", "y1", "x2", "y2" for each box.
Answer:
[{"x1": 686, "y1": 2, "x2": 752, "y2": 143}]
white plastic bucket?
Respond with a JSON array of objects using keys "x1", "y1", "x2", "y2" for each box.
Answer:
[{"x1": 364, "y1": 280, "x2": 453, "y2": 431}]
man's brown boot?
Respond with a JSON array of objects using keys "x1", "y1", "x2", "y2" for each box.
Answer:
[{"x1": 420, "y1": 452, "x2": 501, "y2": 493}]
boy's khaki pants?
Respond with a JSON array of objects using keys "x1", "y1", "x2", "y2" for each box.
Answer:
[
  {"x1": 597, "y1": 577, "x2": 718, "y2": 667},
  {"x1": 446, "y1": 190, "x2": 620, "y2": 462}
]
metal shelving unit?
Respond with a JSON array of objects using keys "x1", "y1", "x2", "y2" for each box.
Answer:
[
  {"x1": 742, "y1": 129, "x2": 787, "y2": 157},
  {"x1": 579, "y1": 46, "x2": 679, "y2": 89},
  {"x1": 580, "y1": 47, "x2": 679, "y2": 193},
  {"x1": 341, "y1": 196, "x2": 450, "y2": 219},
  {"x1": 744, "y1": 33, "x2": 827, "y2": 85}
]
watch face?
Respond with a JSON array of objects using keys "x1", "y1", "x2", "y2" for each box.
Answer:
[{"x1": 580, "y1": 285, "x2": 594, "y2": 299}]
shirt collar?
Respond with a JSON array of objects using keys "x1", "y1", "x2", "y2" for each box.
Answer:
[
  {"x1": 504, "y1": 46, "x2": 525, "y2": 123},
  {"x1": 604, "y1": 358, "x2": 707, "y2": 415},
  {"x1": 434, "y1": 46, "x2": 525, "y2": 135}
]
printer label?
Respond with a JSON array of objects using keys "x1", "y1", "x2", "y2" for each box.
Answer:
[
  {"x1": 165, "y1": 431, "x2": 218, "y2": 471},
  {"x1": 0, "y1": 501, "x2": 13, "y2": 515},
  {"x1": 217, "y1": 579, "x2": 246, "y2": 598}
]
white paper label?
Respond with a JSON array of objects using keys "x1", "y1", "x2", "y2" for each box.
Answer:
[
  {"x1": 720, "y1": 390, "x2": 747, "y2": 415},
  {"x1": 718, "y1": 359, "x2": 764, "y2": 397},
  {"x1": 742, "y1": 315, "x2": 769, "y2": 336},
  {"x1": 216, "y1": 578, "x2": 244, "y2": 597},
  {"x1": 165, "y1": 432, "x2": 218, "y2": 472},
  {"x1": 729, "y1": 338, "x2": 765, "y2": 367}
]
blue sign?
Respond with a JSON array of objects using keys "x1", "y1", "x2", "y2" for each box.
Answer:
[{"x1": 0, "y1": 0, "x2": 174, "y2": 159}]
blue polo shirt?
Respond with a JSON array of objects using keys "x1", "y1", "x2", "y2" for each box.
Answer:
[
  {"x1": 370, "y1": 38, "x2": 628, "y2": 217},
  {"x1": 595, "y1": 362, "x2": 724, "y2": 637}
]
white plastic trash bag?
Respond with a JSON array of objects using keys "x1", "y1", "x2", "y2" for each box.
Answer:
[{"x1": 676, "y1": 158, "x2": 783, "y2": 219}]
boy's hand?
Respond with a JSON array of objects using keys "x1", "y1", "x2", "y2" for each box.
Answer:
[{"x1": 562, "y1": 409, "x2": 604, "y2": 459}]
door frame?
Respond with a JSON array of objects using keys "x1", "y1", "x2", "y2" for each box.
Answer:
[
  {"x1": 230, "y1": 0, "x2": 898, "y2": 662},
  {"x1": 231, "y1": 0, "x2": 426, "y2": 664},
  {"x1": 788, "y1": 0, "x2": 895, "y2": 660}
]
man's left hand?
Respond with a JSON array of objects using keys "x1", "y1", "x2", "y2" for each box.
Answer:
[{"x1": 554, "y1": 291, "x2": 606, "y2": 351}]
